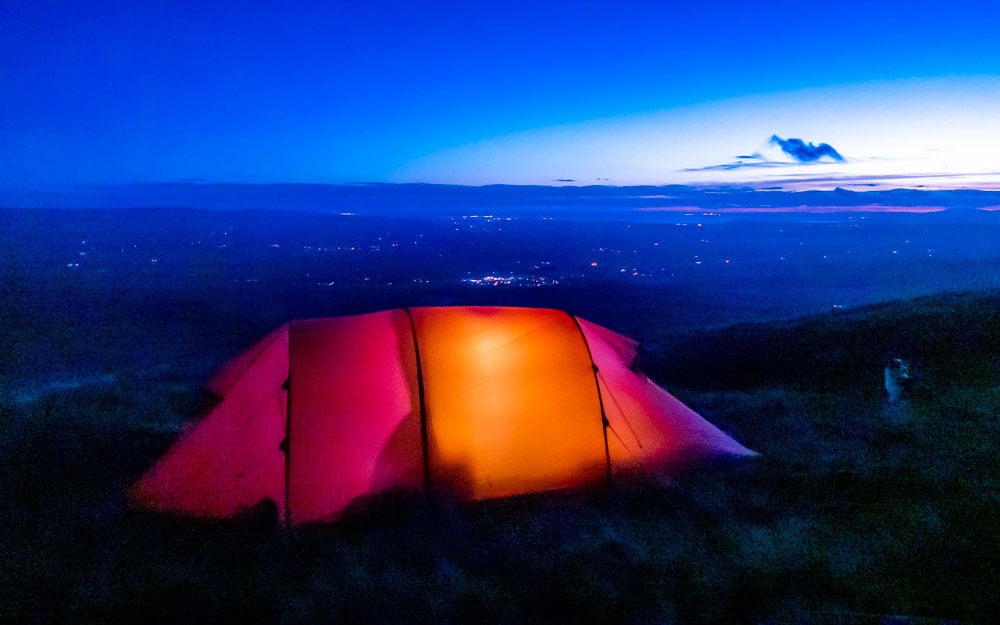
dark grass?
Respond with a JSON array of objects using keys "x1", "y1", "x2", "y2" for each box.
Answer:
[
  {"x1": 2, "y1": 291, "x2": 999, "y2": 624},
  {"x1": 650, "y1": 290, "x2": 1000, "y2": 394}
]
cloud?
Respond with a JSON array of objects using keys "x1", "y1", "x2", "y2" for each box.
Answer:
[
  {"x1": 740, "y1": 170, "x2": 1000, "y2": 191},
  {"x1": 683, "y1": 136, "x2": 848, "y2": 173},
  {"x1": 683, "y1": 159, "x2": 787, "y2": 172},
  {"x1": 769, "y1": 135, "x2": 845, "y2": 162}
]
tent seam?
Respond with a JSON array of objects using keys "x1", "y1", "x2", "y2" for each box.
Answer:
[
  {"x1": 598, "y1": 370, "x2": 644, "y2": 451},
  {"x1": 284, "y1": 323, "x2": 292, "y2": 527},
  {"x1": 567, "y1": 313, "x2": 613, "y2": 485},
  {"x1": 402, "y1": 308, "x2": 432, "y2": 493}
]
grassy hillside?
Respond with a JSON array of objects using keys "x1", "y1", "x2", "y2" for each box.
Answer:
[
  {"x1": 1, "y1": 291, "x2": 998, "y2": 624},
  {"x1": 653, "y1": 290, "x2": 1000, "y2": 394}
]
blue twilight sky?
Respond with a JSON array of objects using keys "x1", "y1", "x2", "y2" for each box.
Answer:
[{"x1": 3, "y1": 1, "x2": 1000, "y2": 191}]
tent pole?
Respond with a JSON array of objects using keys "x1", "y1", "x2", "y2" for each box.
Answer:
[
  {"x1": 282, "y1": 376, "x2": 292, "y2": 528},
  {"x1": 568, "y1": 313, "x2": 613, "y2": 486},
  {"x1": 403, "y1": 308, "x2": 432, "y2": 493}
]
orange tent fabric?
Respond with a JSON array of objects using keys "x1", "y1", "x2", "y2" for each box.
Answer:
[{"x1": 131, "y1": 307, "x2": 755, "y2": 524}]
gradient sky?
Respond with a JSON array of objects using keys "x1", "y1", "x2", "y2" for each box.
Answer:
[{"x1": 3, "y1": 1, "x2": 1000, "y2": 190}]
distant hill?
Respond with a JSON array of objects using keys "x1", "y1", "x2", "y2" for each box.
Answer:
[
  {"x1": 4, "y1": 182, "x2": 1000, "y2": 215},
  {"x1": 649, "y1": 289, "x2": 1000, "y2": 394}
]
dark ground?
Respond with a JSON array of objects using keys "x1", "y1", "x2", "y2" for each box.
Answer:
[
  {"x1": 1, "y1": 208, "x2": 998, "y2": 624},
  {"x1": 2, "y1": 290, "x2": 998, "y2": 624}
]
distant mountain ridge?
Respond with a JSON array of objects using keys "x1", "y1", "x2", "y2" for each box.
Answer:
[{"x1": 3, "y1": 182, "x2": 1000, "y2": 215}]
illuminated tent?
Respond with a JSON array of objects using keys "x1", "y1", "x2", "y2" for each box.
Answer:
[{"x1": 131, "y1": 307, "x2": 754, "y2": 525}]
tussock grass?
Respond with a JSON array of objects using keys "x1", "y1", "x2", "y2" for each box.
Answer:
[{"x1": 2, "y1": 291, "x2": 998, "y2": 624}]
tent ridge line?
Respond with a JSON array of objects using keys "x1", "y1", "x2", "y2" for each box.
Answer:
[
  {"x1": 402, "y1": 308, "x2": 432, "y2": 493},
  {"x1": 567, "y1": 313, "x2": 613, "y2": 486}
]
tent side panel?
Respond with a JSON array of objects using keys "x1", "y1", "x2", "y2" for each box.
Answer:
[
  {"x1": 204, "y1": 325, "x2": 288, "y2": 398},
  {"x1": 414, "y1": 307, "x2": 608, "y2": 500},
  {"x1": 576, "y1": 318, "x2": 756, "y2": 471},
  {"x1": 130, "y1": 324, "x2": 290, "y2": 519},
  {"x1": 288, "y1": 311, "x2": 421, "y2": 524}
]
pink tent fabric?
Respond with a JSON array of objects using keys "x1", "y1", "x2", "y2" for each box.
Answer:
[{"x1": 131, "y1": 307, "x2": 756, "y2": 524}]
